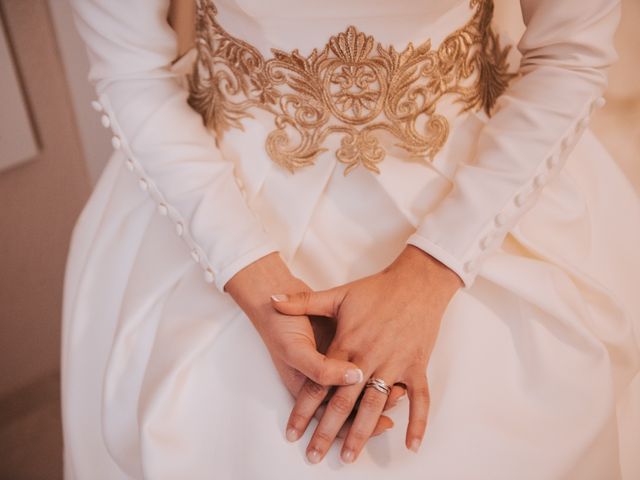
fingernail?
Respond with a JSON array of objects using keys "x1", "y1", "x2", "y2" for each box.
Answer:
[
  {"x1": 341, "y1": 449, "x2": 354, "y2": 464},
  {"x1": 271, "y1": 294, "x2": 289, "y2": 302},
  {"x1": 344, "y1": 368, "x2": 363, "y2": 384},
  {"x1": 409, "y1": 438, "x2": 422, "y2": 453},
  {"x1": 286, "y1": 428, "x2": 299, "y2": 442},
  {"x1": 306, "y1": 448, "x2": 322, "y2": 464}
]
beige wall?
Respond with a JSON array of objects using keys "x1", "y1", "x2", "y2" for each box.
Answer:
[
  {"x1": 590, "y1": 0, "x2": 640, "y2": 192},
  {"x1": 0, "y1": 0, "x2": 90, "y2": 397},
  {"x1": 47, "y1": 0, "x2": 112, "y2": 185}
]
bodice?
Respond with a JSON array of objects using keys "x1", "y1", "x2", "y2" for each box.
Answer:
[
  {"x1": 186, "y1": 0, "x2": 515, "y2": 175},
  {"x1": 75, "y1": 0, "x2": 618, "y2": 294}
]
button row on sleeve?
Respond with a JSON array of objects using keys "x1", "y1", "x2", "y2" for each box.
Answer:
[
  {"x1": 92, "y1": 97, "x2": 217, "y2": 285},
  {"x1": 462, "y1": 95, "x2": 605, "y2": 275},
  {"x1": 100, "y1": 115, "x2": 111, "y2": 129},
  {"x1": 91, "y1": 100, "x2": 103, "y2": 112}
]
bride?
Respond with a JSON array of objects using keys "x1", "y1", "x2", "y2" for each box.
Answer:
[{"x1": 63, "y1": 0, "x2": 640, "y2": 478}]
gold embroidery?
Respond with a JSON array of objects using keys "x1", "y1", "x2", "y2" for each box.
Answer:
[{"x1": 188, "y1": 0, "x2": 514, "y2": 174}]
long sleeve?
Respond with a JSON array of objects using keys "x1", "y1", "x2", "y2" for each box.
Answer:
[
  {"x1": 70, "y1": 0, "x2": 279, "y2": 292},
  {"x1": 406, "y1": 0, "x2": 620, "y2": 287}
]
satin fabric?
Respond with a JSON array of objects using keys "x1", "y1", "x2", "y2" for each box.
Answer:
[{"x1": 63, "y1": 0, "x2": 640, "y2": 478}]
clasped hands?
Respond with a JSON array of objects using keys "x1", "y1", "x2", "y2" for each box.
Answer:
[{"x1": 224, "y1": 245, "x2": 461, "y2": 465}]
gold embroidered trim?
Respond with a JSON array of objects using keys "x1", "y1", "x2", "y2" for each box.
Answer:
[{"x1": 187, "y1": 0, "x2": 514, "y2": 174}]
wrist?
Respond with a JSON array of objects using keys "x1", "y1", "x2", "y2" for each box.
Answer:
[
  {"x1": 224, "y1": 251, "x2": 307, "y2": 324},
  {"x1": 390, "y1": 245, "x2": 463, "y2": 293}
]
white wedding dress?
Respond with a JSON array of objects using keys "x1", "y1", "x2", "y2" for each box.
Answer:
[{"x1": 63, "y1": 0, "x2": 640, "y2": 478}]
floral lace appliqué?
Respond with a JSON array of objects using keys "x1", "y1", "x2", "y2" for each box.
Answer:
[{"x1": 188, "y1": 0, "x2": 514, "y2": 174}]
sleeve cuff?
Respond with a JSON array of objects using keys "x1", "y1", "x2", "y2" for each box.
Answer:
[
  {"x1": 406, "y1": 232, "x2": 477, "y2": 288},
  {"x1": 213, "y1": 243, "x2": 280, "y2": 293}
]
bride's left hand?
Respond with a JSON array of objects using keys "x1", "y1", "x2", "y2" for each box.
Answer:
[{"x1": 271, "y1": 245, "x2": 462, "y2": 464}]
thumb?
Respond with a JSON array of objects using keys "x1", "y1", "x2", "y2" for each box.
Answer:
[
  {"x1": 284, "y1": 341, "x2": 363, "y2": 386},
  {"x1": 270, "y1": 288, "x2": 344, "y2": 317}
]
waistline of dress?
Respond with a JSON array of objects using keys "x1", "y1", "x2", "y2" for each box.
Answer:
[{"x1": 185, "y1": 0, "x2": 516, "y2": 177}]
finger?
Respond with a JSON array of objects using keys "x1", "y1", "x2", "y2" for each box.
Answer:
[
  {"x1": 405, "y1": 372, "x2": 430, "y2": 453},
  {"x1": 385, "y1": 384, "x2": 406, "y2": 411},
  {"x1": 285, "y1": 378, "x2": 331, "y2": 443},
  {"x1": 351, "y1": 383, "x2": 403, "y2": 415},
  {"x1": 336, "y1": 377, "x2": 397, "y2": 440},
  {"x1": 271, "y1": 288, "x2": 345, "y2": 317},
  {"x1": 336, "y1": 413, "x2": 394, "y2": 439},
  {"x1": 340, "y1": 371, "x2": 397, "y2": 464},
  {"x1": 315, "y1": 403, "x2": 352, "y2": 439},
  {"x1": 284, "y1": 340, "x2": 363, "y2": 386},
  {"x1": 290, "y1": 376, "x2": 398, "y2": 446},
  {"x1": 355, "y1": 383, "x2": 398, "y2": 434},
  {"x1": 328, "y1": 399, "x2": 395, "y2": 439},
  {"x1": 305, "y1": 383, "x2": 363, "y2": 464},
  {"x1": 285, "y1": 344, "x2": 356, "y2": 443},
  {"x1": 370, "y1": 415, "x2": 394, "y2": 436}
]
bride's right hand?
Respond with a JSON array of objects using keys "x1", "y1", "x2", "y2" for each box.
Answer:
[
  {"x1": 225, "y1": 252, "x2": 364, "y2": 388},
  {"x1": 224, "y1": 252, "x2": 403, "y2": 438}
]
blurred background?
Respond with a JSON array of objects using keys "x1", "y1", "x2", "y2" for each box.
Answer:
[{"x1": 0, "y1": 0, "x2": 638, "y2": 478}]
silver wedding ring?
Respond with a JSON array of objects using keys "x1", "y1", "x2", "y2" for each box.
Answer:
[{"x1": 365, "y1": 377, "x2": 392, "y2": 396}]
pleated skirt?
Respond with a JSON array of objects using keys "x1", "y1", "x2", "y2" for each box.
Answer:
[{"x1": 62, "y1": 125, "x2": 640, "y2": 479}]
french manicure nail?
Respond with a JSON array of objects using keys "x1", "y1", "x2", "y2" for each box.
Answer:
[
  {"x1": 271, "y1": 294, "x2": 289, "y2": 302},
  {"x1": 344, "y1": 368, "x2": 363, "y2": 384},
  {"x1": 409, "y1": 438, "x2": 422, "y2": 453},
  {"x1": 341, "y1": 449, "x2": 354, "y2": 464},
  {"x1": 307, "y1": 448, "x2": 322, "y2": 464},
  {"x1": 286, "y1": 428, "x2": 299, "y2": 442}
]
